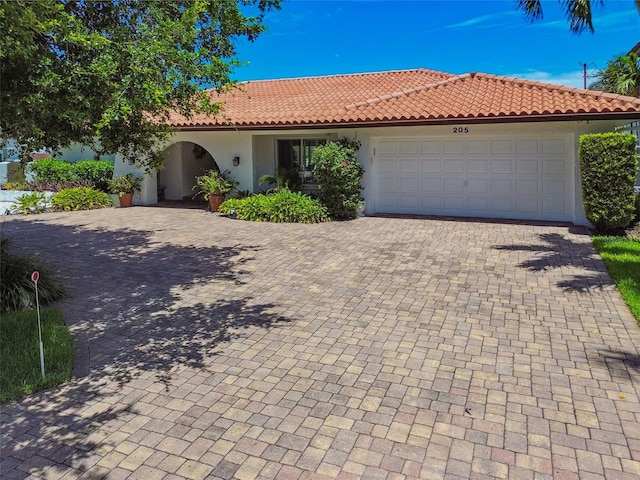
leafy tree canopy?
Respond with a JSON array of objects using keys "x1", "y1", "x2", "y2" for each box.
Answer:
[
  {"x1": 0, "y1": 0, "x2": 280, "y2": 170},
  {"x1": 590, "y1": 52, "x2": 640, "y2": 96},
  {"x1": 517, "y1": 0, "x2": 640, "y2": 34}
]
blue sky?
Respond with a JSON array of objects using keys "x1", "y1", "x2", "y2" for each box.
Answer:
[{"x1": 234, "y1": 0, "x2": 639, "y2": 88}]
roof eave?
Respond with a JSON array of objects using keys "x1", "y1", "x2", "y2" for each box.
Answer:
[{"x1": 174, "y1": 111, "x2": 640, "y2": 132}]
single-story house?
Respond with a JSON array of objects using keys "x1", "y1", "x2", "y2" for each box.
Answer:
[{"x1": 115, "y1": 68, "x2": 640, "y2": 225}]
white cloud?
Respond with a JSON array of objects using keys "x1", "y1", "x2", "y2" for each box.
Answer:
[
  {"x1": 443, "y1": 10, "x2": 520, "y2": 30},
  {"x1": 500, "y1": 70, "x2": 590, "y2": 89},
  {"x1": 529, "y1": 8, "x2": 640, "y2": 33}
]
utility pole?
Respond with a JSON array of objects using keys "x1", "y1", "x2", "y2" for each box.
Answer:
[{"x1": 583, "y1": 63, "x2": 587, "y2": 89}]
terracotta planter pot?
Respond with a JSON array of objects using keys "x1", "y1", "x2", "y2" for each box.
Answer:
[
  {"x1": 118, "y1": 193, "x2": 134, "y2": 208},
  {"x1": 208, "y1": 195, "x2": 225, "y2": 212}
]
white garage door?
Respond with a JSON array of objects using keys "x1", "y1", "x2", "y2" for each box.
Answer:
[{"x1": 373, "y1": 136, "x2": 573, "y2": 222}]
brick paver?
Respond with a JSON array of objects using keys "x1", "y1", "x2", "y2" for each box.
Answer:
[{"x1": 1, "y1": 207, "x2": 640, "y2": 479}]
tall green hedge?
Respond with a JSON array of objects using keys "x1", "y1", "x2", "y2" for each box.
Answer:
[
  {"x1": 579, "y1": 133, "x2": 638, "y2": 232},
  {"x1": 311, "y1": 138, "x2": 364, "y2": 220},
  {"x1": 27, "y1": 159, "x2": 114, "y2": 192}
]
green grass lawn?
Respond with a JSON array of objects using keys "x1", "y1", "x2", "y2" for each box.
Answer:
[
  {"x1": 592, "y1": 236, "x2": 640, "y2": 323},
  {"x1": 0, "y1": 308, "x2": 74, "y2": 403}
]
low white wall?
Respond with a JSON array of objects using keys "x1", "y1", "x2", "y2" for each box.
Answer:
[{"x1": 0, "y1": 190, "x2": 55, "y2": 215}]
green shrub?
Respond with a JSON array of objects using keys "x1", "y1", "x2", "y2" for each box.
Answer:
[
  {"x1": 0, "y1": 237, "x2": 66, "y2": 315},
  {"x1": 193, "y1": 169, "x2": 237, "y2": 199},
  {"x1": 234, "y1": 189, "x2": 253, "y2": 199},
  {"x1": 311, "y1": 138, "x2": 364, "y2": 220},
  {"x1": 635, "y1": 190, "x2": 640, "y2": 223},
  {"x1": 108, "y1": 173, "x2": 143, "y2": 195},
  {"x1": 219, "y1": 189, "x2": 329, "y2": 223},
  {"x1": 10, "y1": 192, "x2": 48, "y2": 215},
  {"x1": 579, "y1": 133, "x2": 638, "y2": 232},
  {"x1": 1, "y1": 182, "x2": 28, "y2": 191},
  {"x1": 51, "y1": 187, "x2": 112, "y2": 211},
  {"x1": 73, "y1": 160, "x2": 114, "y2": 192},
  {"x1": 27, "y1": 159, "x2": 77, "y2": 183},
  {"x1": 27, "y1": 159, "x2": 114, "y2": 192}
]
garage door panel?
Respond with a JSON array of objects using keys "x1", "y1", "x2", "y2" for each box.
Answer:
[
  {"x1": 444, "y1": 160, "x2": 465, "y2": 173},
  {"x1": 421, "y1": 178, "x2": 442, "y2": 192},
  {"x1": 466, "y1": 197, "x2": 489, "y2": 211},
  {"x1": 491, "y1": 159, "x2": 513, "y2": 174},
  {"x1": 374, "y1": 136, "x2": 571, "y2": 221},
  {"x1": 378, "y1": 159, "x2": 396, "y2": 173},
  {"x1": 542, "y1": 179, "x2": 565, "y2": 196},
  {"x1": 444, "y1": 141, "x2": 465, "y2": 154},
  {"x1": 377, "y1": 177, "x2": 397, "y2": 191},
  {"x1": 491, "y1": 198, "x2": 515, "y2": 212},
  {"x1": 543, "y1": 157, "x2": 566, "y2": 175},
  {"x1": 396, "y1": 195, "x2": 419, "y2": 209},
  {"x1": 377, "y1": 194, "x2": 398, "y2": 209},
  {"x1": 516, "y1": 198, "x2": 539, "y2": 213},
  {"x1": 491, "y1": 179, "x2": 513, "y2": 194},
  {"x1": 422, "y1": 159, "x2": 442, "y2": 173},
  {"x1": 543, "y1": 199, "x2": 566, "y2": 214},
  {"x1": 467, "y1": 179, "x2": 490, "y2": 194},
  {"x1": 543, "y1": 138, "x2": 566, "y2": 154},
  {"x1": 421, "y1": 196, "x2": 442, "y2": 209},
  {"x1": 398, "y1": 177, "x2": 419, "y2": 191},
  {"x1": 443, "y1": 197, "x2": 465, "y2": 210},
  {"x1": 398, "y1": 159, "x2": 419, "y2": 173},
  {"x1": 399, "y1": 141, "x2": 419, "y2": 155},
  {"x1": 443, "y1": 179, "x2": 465, "y2": 193},
  {"x1": 516, "y1": 179, "x2": 539, "y2": 194},
  {"x1": 516, "y1": 139, "x2": 539, "y2": 154},
  {"x1": 467, "y1": 140, "x2": 488, "y2": 154},
  {"x1": 421, "y1": 141, "x2": 442, "y2": 154},
  {"x1": 377, "y1": 141, "x2": 398, "y2": 155},
  {"x1": 491, "y1": 140, "x2": 513, "y2": 154},
  {"x1": 468, "y1": 159, "x2": 489, "y2": 174},
  {"x1": 516, "y1": 158, "x2": 539, "y2": 174}
]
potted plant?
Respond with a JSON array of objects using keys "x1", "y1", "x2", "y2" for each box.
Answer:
[
  {"x1": 193, "y1": 169, "x2": 237, "y2": 212},
  {"x1": 108, "y1": 173, "x2": 142, "y2": 208}
]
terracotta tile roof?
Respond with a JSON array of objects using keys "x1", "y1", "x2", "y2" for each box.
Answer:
[{"x1": 168, "y1": 69, "x2": 640, "y2": 129}]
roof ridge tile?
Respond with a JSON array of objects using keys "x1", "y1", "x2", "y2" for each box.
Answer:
[{"x1": 472, "y1": 72, "x2": 640, "y2": 104}]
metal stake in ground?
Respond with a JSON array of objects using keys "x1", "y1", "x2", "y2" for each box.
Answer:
[{"x1": 31, "y1": 271, "x2": 45, "y2": 378}]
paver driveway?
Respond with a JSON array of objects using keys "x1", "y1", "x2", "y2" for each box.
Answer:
[{"x1": 1, "y1": 207, "x2": 640, "y2": 480}]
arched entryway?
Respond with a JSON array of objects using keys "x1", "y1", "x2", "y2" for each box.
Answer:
[{"x1": 158, "y1": 142, "x2": 219, "y2": 202}]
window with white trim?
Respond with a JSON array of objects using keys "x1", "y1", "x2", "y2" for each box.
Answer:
[{"x1": 277, "y1": 139, "x2": 325, "y2": 185}]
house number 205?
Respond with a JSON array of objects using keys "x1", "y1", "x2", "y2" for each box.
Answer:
[{"x1": 453, "y1": 127, "x2": 469, "y2": 134}]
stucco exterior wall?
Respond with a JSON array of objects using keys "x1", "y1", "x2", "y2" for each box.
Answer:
[
  {"x1": 253, "y1": 136, "x2": 275, "y2": 192},
  {"x1": 116, "y1": 118, "x2": 637, "y2": 225},
  {"x1": 170, "y1": 131, "x2": 253, "y2": 188},
  {"x1": 160, "y1": 143, "x2": 182, "y2": 200}
]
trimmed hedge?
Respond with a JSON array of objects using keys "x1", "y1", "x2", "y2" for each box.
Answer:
[
  {"x1": 51, "y1": 187, "x2": 113, "y2": 211},
  {"x1": 579, "y1": 133, "x2": 638, "y2": 232},
  {"x1": 27, "y1": 159, "x2": 114, "y2": 192},
  {"x1": 311, "y1": 139, "x2": 364, "y2": 220},
  {"x1": 27, "y1": 159, "x2": 76, "y2": 183},
  {"x1": 219, "y1": 189, "x2": 329, "y2": 223},
  {"x1": 72, "y1": 161, "x2": 114, "y2": 192}
]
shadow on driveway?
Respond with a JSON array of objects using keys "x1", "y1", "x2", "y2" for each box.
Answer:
[
  {"x1": 0, "y1": 215, "x2": 291, "y2": 472},
  {"x1": 494, "y1": 232, "x2": 615, "y2": 292}
]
